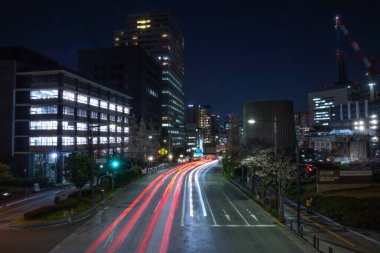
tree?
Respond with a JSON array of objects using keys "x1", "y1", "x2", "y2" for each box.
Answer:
[
  {"x1": 275, "y1": 151, "x2": 296, "y2": 221},
  {"x1": 241, "y1": 148, "x2": 274, "y2": 206},
  {"x1": 64, "y1": 153, "x2": 93, "y2": 197},
  {"x1": 0, "y1": 163, "x2": 12, "y2": 180},
  {"x1": 241, "y1": 148, "x2": 296, "y2": 221}
]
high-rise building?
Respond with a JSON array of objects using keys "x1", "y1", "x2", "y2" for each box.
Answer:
[
  {"x1": 243, "y1": 100, "x2": 296, "y2": 153},
  {"x1": 114, "y1": 13, "x2": 185, "y2": 151},
  {"x1": 78, "y1": 46, "x2": 161, "y2": 130}
]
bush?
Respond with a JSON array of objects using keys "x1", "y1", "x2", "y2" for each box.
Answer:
[
  {"x1": 132, "y1": 165, "x2": 142, "y2": 176},
  {"x1": 315, "y1": 196, "x2": 380, "y2": 229},
  {"x1": 24, "y1": 197, "x2": 79, "y2": 220}
]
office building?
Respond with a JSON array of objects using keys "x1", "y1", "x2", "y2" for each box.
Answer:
[
  {"x1": 78, "y1": 46, "x2": 161, "y2": 130},
  {"x1": 0, "y1": 47, "x2": 131, "y2": 182},
  {"x1": 243, "y1": 100, "x2": 296, "y2": 153},
  {"x1": 114, "y1": 13, "x2": 185, "y2": 150}
]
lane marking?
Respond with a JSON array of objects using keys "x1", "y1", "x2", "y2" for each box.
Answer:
[
  {"x1": 246, "y1": 209, "x2": 259, "y2": 222},
  {"x1": 222, "y1": 192, "x2": 250, "y2": 225},
  {"x1": 195, "y1": 167, "x2": 207, "y2": 217},
  {"x1": 223, "y1": 209, "x2": 231, "y2": 222},
  {"x1": 211, "y1": 224, "x2": 275, "y2": 227}
]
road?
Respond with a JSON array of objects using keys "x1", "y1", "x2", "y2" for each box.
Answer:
[
  {"x1": 46, "y1": 160, "x2": 311, "y2": 253},
  {"x1": 0, "y1": 185, "x2": 77, "y2": 223}
]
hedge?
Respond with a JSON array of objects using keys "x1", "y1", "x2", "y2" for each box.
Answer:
[
  {"x1": 315, "y1": 196, "x2": 380, "y2": 229},
  {"x1": 24, "y1": 197, "x2": 79, "y2": 220}
]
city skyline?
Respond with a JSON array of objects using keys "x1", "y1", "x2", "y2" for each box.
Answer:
[{"x1": 1, "y1": 1, "x2": 380, "y2": 116}]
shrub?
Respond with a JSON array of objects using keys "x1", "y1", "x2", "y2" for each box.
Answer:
[
  {"x1": 24, "y1": 197, "x2": 79, "y2": 220},
  {"x1": 315, "y1": 196, "x2": 380, "y2": 229}
]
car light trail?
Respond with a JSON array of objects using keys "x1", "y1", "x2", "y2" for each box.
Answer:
[{"x1": 85, "y1": 164, "x2": 188, "y2": 253}]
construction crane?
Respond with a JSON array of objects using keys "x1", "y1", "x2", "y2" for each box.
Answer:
[{"x1": 335, "y1": 15, "x2": 380, "y2": 100}]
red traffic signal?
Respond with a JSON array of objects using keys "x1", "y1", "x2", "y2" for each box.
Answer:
[{"x1": 305, "y1": 165, "x2": 313, "y2": 172}]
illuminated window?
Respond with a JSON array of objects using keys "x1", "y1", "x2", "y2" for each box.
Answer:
[
  {"x1": 30, "y1": 137, "x2": 57, "y2": 146},
  {"x1": 109, "y1": 125, "x2": 116, "y2": 132},
  {"x1": 100, "y1": 126, "x2": 107, "y2": 132},
  {"x1": 162, "y1": 33, "x2": 168, "y2": 38},
  {"x1": 115, "y1": 37, "x2": 120, "y2": 42},
  {"x1": 77, "y1": 94, "x2": 88, "y2": 104},
  {"x1": 30, "y1": 106, "x2": 57, "y2": 115},
  {"x1": 100, "y1": 137, "x2": 108, "y2": 144},
  {"x1": 100, "y1": 101, "x2": 108, "y2": 109},
  {"x1": 76, "y1": 137, "x2": 87, "y2": 145},
  {"x1": 90, "y1": 98, "x2": 99, "y2": 107},
  {"x1": 63, "y1": 106, "x2": 74, "y2": 115},
  {"x1": 124, "y1": 107, "x2": 130, "y2": 114},
  {"x1": 117, "y1": 126, "x2": 122, "y2": 133},
  {"x1": 136, "y1": 20, "x2": 151, "y2": 24},
  {"x1": 91, "y1": 137, "x2": 98, "y2": 144},
  {"x1": 124, "y1": 127, "x2": 129, "y2": 133},
  {"x1": 62, "y1": 121, "x2": 75, "y2": 130},
  {"x1": 132, "y1": 36, "x2": 138, "y2": 40},
  {"x1": 109, "y1": 115, "x2": 116, "y2": 121},
  {"x1": 100, "y1": 113, "x2": 107, "y2": 120},
  {"x1": 109, "y1": 137, "x2": 115, "y2": 143},
  {"x1": 117, "y1": 116, "x2": 123, "y2": 122},
  {"x1": 77, "y1": 122, "x2": 87, "y2": 131},
  {"x1": 30, "y1": 90, "x2": 58, "y2": 100},
  {"x1": 62, "y1": 137, "x2": 74, "y2": 146},
  {"x1": 30, "y1": 121, "x2": 58, "y2": 130},
  {"x1": 63, "y1": 91, "x2": 75, "y2": 101},
  {"x1": 117, "y1": 137, "x2": 122, "y2": 143},
  {"x1": 77, "y1": 109, "x2": 87, "y2": 117},
  {"x1": 91, "y1": 111, "x2": 98, "y2": 119},
  {"x1": 117, "y1": 105, "x2": 123, "y2": 112},
  {"x1": 109, "y1": 103, "x2": 116, "y2": 111}
]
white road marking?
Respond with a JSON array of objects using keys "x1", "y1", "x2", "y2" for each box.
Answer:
[
  {"x1": 211, "y1": 224, "x2": 275, "y2": 227},
  {"x1": 223, "y1": 192, "x2": 250, "y2": 225},
  {"x1": 246, "y1": 209, "x2": 259, "y2": 222},
  {"x1": 223, "y1": 209, "x2": 231, "y2": 222},
  {"x1": 195, "y1": 167, "x2": 207, "y2": 217}
]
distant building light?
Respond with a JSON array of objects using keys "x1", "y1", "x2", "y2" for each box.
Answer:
[{"x1": 247, "y1": 119, "x2": 256, "y2": 124}]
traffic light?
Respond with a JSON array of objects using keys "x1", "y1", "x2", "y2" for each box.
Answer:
[
  {"x1": 111, "y1": 159, "x2": 120, "y2": 169},
  {"x1": 305, "y1": 164, "x2": 313, "y2": 173}
]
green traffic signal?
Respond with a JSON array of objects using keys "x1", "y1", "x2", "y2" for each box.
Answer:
[{"x1": 111, "y1": 160, "x2": 120, "y2": 169}]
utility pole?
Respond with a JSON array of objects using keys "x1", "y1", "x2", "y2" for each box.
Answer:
[{"x1": 296, "y1": 143, "x2": 301, "y2": 233}]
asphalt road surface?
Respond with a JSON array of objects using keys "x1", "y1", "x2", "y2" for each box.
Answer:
[
  {"x1": 0, "y1": 185, "x2": 77, "y2": 223},
  {"x1": 46, "y1": 160, "x2": 312, "y2": 253}
]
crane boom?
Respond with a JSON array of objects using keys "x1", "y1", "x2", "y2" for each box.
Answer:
[{"x1": 335, "y1": 16, "x2": 373, "y2": 74}]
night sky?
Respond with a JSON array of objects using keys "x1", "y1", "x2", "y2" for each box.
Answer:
[{"x1": 1, "y1": 0, "x2": 380, "y2": 116}]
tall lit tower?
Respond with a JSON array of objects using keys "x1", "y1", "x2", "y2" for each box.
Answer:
[{"x1": 114, "y1": 13, "x2": 185, "y2": 151}]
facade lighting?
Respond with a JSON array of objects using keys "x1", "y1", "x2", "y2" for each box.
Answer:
[{"x1": 247, "y1": 119, "x2": 256, "y2": 124}]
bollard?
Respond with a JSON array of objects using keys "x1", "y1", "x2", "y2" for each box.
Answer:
[
  {"x1": 313, "y1": 235, "x2": 316, "y2": 248},
  {"x1": 329, "y1": 247, "x2": 333, "y2": 253},
  {"x1": 316, "y1": 237, "x2": 319, "y2": 250}
]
